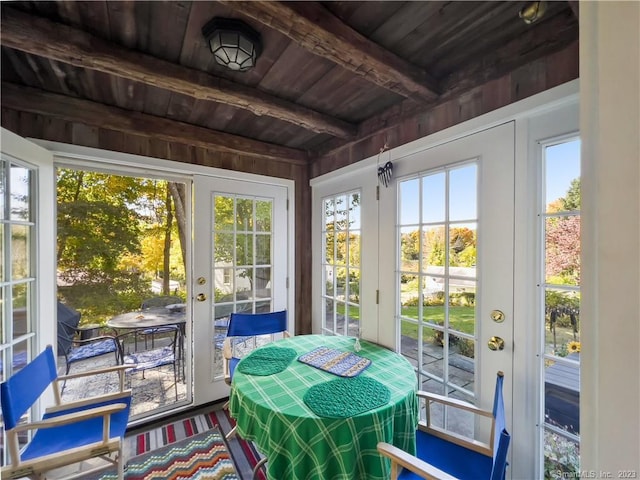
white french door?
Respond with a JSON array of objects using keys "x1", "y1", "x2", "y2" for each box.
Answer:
[
  {"x1": 192, "y1": 175, "x2": 289, "y2": 404},
  {"x1": 379, "y1": 122, "x2": 515, "y2": 444},
  {"x1": 1, "y1": 128, "x2": 56, "y2": 467}
]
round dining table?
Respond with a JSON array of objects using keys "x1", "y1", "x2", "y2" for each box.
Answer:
[{"x1": 228, "y1": 334, "x2": 418, "y2": 480}]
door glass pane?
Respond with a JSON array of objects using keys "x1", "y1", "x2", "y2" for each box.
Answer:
[
  {"x1": 1, "y1": 158, "x2": 37, "y2": 469},
  {"x1": 11, "y1": 224, "x2": 30, "y2": 280},
  {"x1": 422, "y1": 172, "x2": 445, "y2": 223},
  {"x1": 212, "y1": 193, "x2": 274, "y2": 367},
  {"x1": 256, "y1": 235, "x2": 271, "y2": 264},
  {"x1": 400, "y1": 179, "x2": 419, "y2": 225},
  {"x1": 321, "y1": 191, "x2": 361, "y2": 336},
  {"x1": 398, "y1": 162, "x2": 478, "y2": 434},
  {"x1": 541, "y1": 138, "x2": 581, "y2": 475},
  {"x1": 9, "y1": 165, "x2": 31, "y2": 221},
  {"x1": 449, "y1": 164, "x2": 477, "y2": 221}
]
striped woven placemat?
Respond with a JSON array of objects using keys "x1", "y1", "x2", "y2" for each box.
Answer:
[{"x1": 298, "y1": 346, "x2": 371, "y2": 377}]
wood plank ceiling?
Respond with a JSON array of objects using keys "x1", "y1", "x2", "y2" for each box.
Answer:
[{"x1": 1, "y1": 1, "x2": 578, "y2": 173}]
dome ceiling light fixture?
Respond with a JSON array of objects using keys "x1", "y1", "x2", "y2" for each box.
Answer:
[{"x1": 202, "y1": 18, "x2": 262, "y2": 72}]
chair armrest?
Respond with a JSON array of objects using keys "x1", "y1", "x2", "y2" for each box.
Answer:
[
  {"x1": 57, "y1": 364, "x2": 134, "y2": 382},
  {"x1": 222, "y1": 337, "x2": 233, "y2": 360},
  {"x1": 417, "y1": 390, "x2": 493, "y2": 418},
  {"x1": 377, "y1": 442, "x2": 459, "y2": 480},
  {"x1": 47, "y1": 390, "x2": 132, "y2": 414},
  {"x1": 417, "y1": 390, "x2": 495, "y2": 457},
  {"x1": 54, "y1": 364, "x2": 136, "y2": 398},
  {"x1": 10, "y1": 403, "x2": 128, "y2": 433}
]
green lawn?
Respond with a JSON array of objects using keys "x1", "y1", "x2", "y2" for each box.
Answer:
[
  {"x1": 334, "y1": 303, "x2": 475, "y2": 338},
  {"x1": 400, "y1": 306, "x2": 475, "y2": 339}
]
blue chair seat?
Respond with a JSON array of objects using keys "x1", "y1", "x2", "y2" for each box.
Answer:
[
  {"x1": 67, "y1": 338, "x2": 117, "y2": 364},
  {"x1": 123, "y1": 346, "x2": 175, "y2": 372},
  {"x1": 399, "y1": 430, "x2": 494, "y2": 480},
  {"x1": 22, "y1": 396, "x2": 131, "y2": 461}
]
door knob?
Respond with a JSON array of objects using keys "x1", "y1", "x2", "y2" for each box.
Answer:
[
  {"x1": 488, "y1": 336, "x2": 505, "y2": 351},
  {"x1": 196, "y1": 293, "x2": 207, "y2": 302}
]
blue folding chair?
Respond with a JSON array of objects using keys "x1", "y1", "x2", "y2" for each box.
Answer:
[
  {"x1": 378, "y1": 371, "x2": 511, "y2": 480},
  {"x1": 0, "y1": 345, "x2": 133, "y2": 480},
  {"x1": 117, "y1": 326, "x2": 182, "y2": 400},
  {"x1": 222, "y1": 309, "x2": 290, "y2": 386},
  {"x1": 222, "y1": 309, "x2": 289, "y2": 479}
]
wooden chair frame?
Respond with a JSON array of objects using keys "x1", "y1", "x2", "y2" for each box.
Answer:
[
  {"x1": 1, "y1": 346, "x2": 134, "y2": 480},
  {"x1": 378, "y1": 372, "x2": 508, "y2": 480}
]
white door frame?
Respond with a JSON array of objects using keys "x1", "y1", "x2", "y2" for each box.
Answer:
[
  {"x1": 29, "y1": 139, "x2": 295, "y2": 413},
  {"x1": 1, "y1": 128, "x2": 56, "y2": 400},
  {"x1": 311, "y1": 80, "x2": 579, "y2": 478},
  {"x1": 192, "y1": 175, "x2": 291, "y2": 404}
]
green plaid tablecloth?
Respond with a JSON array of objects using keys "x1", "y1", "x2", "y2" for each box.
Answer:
[{"x1": 228, "y1": 335, "x2": 418, "y2": 480}]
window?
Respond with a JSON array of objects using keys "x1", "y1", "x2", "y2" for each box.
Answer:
[
  {"x1": 0, "y1": 159, "x2": 37, "y2": 375},
  {"x1": 321, "y1": 192, "x2": 361, "y2": 336},
  {"x1": 1, "y1": 158, "x2": 37, "y2": 466},
  {"x1": 540, "y1": 138, "x2": 581, "y2": 475},
  {"x1": 397, "y1": 163, "x2": 478, "y2": 435}
]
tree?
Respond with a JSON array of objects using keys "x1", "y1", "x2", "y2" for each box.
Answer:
[
  {"x1": 546, "y1": 177, "x2": 581, "y2": 285},
  {"x1": 562, "y1": 178, "x2": 581, "y2": 210},
  {"x1": 56, "y1": 170, "x2": 186, "y2": 322}
]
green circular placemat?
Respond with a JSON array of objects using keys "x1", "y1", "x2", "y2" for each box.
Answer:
[
  {"x1": 236, "y1": 347, "x2": 297, "y2": 376},
  {"x1": 303, "y1": 376, "x2": 391, "y2": 418}
]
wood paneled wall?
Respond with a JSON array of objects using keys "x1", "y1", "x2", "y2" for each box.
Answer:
[
  {"x1": 311, "y1": 41, "x2": 579, "y2": 177},
  {"x1": 0, "y1": 40, "x2": 578, "y2": 335},
  {"x1": 0, "y1": 111, "x2": 313, "y2": 334}
]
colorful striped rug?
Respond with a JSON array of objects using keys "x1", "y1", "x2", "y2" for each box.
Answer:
[
  {"x1": 126, "y1": 406, "x2": 266, "y2": 480},
  {"x1": 90, "y1": 427, "x2": 236, "y2": 479}
]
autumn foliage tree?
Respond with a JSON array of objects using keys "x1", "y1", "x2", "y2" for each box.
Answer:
[{"x1": 57, "y1": 169, "x2": 185, "y2": 323}]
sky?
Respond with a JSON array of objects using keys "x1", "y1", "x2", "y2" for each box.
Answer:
[
  {"x1": 545, "y1": 139, "x2": 581, "y2": 206},
  {"x1": 399, "y1": 138, "x2": 581, "y2": 224}
]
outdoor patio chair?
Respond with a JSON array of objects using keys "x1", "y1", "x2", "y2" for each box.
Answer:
[
  {"x1": 222, "y1": 309, "x2": 289, "y2": 478},
  {"x1": 56, "y1": 301, "x2": 119, "y2": 391},
  {"x1": 139, "y1": 295, "x2": 184, "y2": 349},
  {"x1": 117, "y1": 326, "x2": 182, "y2": 400},
  {"x1": 0, "y1": 345, "x2": 133, "y2": 480},
  {"x1": 377, "y1": 371, "x2": 510, "y2": 480}
]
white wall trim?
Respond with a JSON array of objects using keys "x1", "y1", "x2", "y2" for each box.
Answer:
[{"x1": 33, "y1": 139, "x2": 294, "y2": 189}]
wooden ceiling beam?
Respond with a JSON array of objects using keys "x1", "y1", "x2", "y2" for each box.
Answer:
[
  {"x1": 313, "y1": 17, "x2": 578, "y2": 160},
  {"x1": 0, "y1": 7, "x2": 356, "y2": 139},
  {"x1": 218, "y1": 1, "x2": 440, "y2": 102},
  {"x1": 1, "y1": 82, "x2": 308, "y2": 164},
  {"x1": 439, "y1": 13, "x2": 578, "y2": 98}
]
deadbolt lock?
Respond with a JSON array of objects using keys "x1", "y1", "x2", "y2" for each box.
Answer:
[
  {"x1": 490, "y1": 310, "x2": 505, "y2": 323},
  {"x1": 196, "y1": 293, "x2": 207, "y2": 302},
  {"x1": 488, "y1": 336, "x2": 505, "y2": 351},
  {"x1": 197, "y1": 277, "x2": 207, "y2": 285}
]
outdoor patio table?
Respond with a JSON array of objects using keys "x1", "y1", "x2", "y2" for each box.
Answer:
[
  {"x1": 106, "y1": 306, "x2": 186, "y2": 355},
  {"x1": 106, "y1": 306, "x2": 186, "y2": 331},
  {"x1": 228, "y1": 334, "x2": 418, "y2": 480}
]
